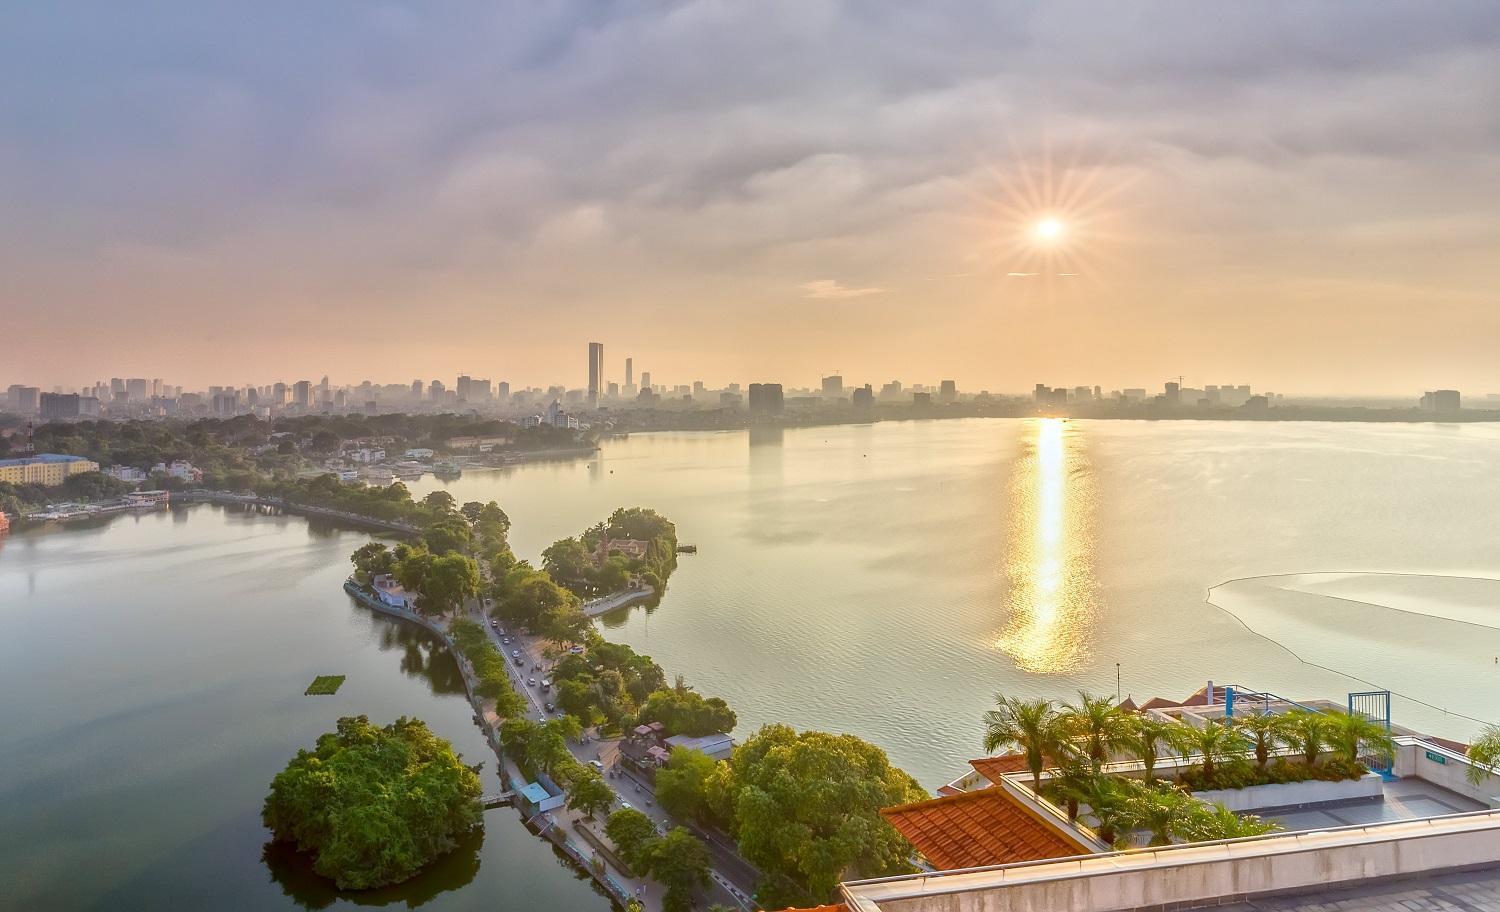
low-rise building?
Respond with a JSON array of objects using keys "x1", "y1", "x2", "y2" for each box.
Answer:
[
  {"x1": 370, "y1": 573, "x2": 415, "y2": 610},
  {"x1": 0, "y1": 454, "x2": 101, "y2": 486}
]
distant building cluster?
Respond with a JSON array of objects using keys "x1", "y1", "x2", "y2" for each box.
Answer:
[{"x1": 0, "y1": 453, "x2": 100, "y2": 486}]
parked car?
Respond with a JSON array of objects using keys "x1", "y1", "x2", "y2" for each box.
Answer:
[
  {"x1": 619, "y1": 801, "x2": 633, "y2": 812},
  {"x1": 568, "y1": 645, "x2": 585, "y2": 655},
  {"x1": 489, "y1": 619, "x2": 498, "y2": 629}
]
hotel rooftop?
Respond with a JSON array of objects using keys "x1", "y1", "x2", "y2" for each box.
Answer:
[{"x1": 797, "y1": 682, "x2": 1500, "y2": 912}]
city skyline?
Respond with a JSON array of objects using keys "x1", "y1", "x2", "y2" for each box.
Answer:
[{"x1": 5, "y1": 4, "x2": 1500, "y2": 393}]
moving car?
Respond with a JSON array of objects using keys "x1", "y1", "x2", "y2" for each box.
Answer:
[
  {"x1": 527, "y1": 677, "x2": 536, "y2": 686},
  {"x1": 589, "y1": 759, "x2": 605, "y2": 773},
  {"x1": 545, "y1": 702, "x2": 555, "y2": 712}
]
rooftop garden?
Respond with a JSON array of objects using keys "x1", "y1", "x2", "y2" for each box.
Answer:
[{"x1": 982, "y1": 692, "x2": 1399, "y2": 848}]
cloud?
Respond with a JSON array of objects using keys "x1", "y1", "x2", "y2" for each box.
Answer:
[
  {"x1": 800, "y1": 279, "x2": 887, "y2": 299},
  {"x1": 1007, "y1": 272, "x2": 1040, "y2": 277}
]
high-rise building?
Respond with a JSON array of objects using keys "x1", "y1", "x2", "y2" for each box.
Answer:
[
  {"x1": 411, "y1": 380, "x2": 423, "y2": 399},
  {"x1": 587, "y1": 342, "x2": 604, "y2": 407},
  {"x1": 456, "y1": 375, "x2": 473, "y2": 400},
  {"x1": 292, "y1": 380, "x2": 313, "y2": 409},
  {"x1": 912, "y1": 391, "x2": 933, "y2": 409},
  {"x1": 747, "y1": 383, "x2": 785, "y2": 415},
  {"x1": 939, "y1": 380, "x2": 957, "y2": 403},
  {"x1": 40, "y1": 393, "x2": 82, "y2": 421},
  {"x1": 640, "y1": 371, "x2": 651, "y2": 393},
  {"x1": 497, "y1": 381, "x2": 510, "y2": 402},
  {"x1": 625, "y1": 357, "x2": 634, "y2": 389},
  {"x1": 126, "y1": 378, "x2": 148, "y2": 401},
  {"x1": 1164, "y1": 381, "x2": 1181, "y2": 405},
  {"x1": 821, "y1": 375, "x2": 844, "y2": 398},
  {"x1": 429, "y1": 380, "x2": 445, "y2": 400},
  {"x1": 607, "y1": 382, "x2": 619, "y2": 398},
  {"x1": 852, "y1": 384, "x2": 874, "y2": 409},
  {"x1": 273, "y1": 382, "x2": 290, "y2": 406},
  {"x1": 1420, "y1": 389, "x2": 1461, "y2": 413}
]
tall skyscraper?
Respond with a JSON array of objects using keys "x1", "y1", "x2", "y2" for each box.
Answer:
[
  {"x1": 939, "y1": 379, "x2": 957, "y2": 403},
  {"x1": 587, "y1": 342, "x2": 604, "y2": 407},
  {"x1": 625, "y1": 357, "x2": 634, "y2": 389},
  {"x1": 747, "y1": 383, "x2": 785, "y2": 415},
  {"x1": 640, "y1": 371, "x2": 651, "y2": 392},
  {"x1": 292, "y1": 380, "x2": 313, "y2": 409},
  {"x1": 822, "y1": 375, "x2": 844, "y2": 397},
  {"x1": 456, "y1": 375, "x2": 472, "y2": 400}
]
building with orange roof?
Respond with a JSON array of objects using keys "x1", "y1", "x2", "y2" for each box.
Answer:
[{"x1": 880, "y1": 780, "x2": 1100, "y2": 872}]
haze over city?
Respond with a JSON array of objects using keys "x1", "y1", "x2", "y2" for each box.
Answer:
[{"x1": 6, "y1": 2, "x2": 1500, "y2": 393}]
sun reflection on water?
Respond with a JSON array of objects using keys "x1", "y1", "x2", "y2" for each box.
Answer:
[{"x1": 996, "y1": 417, "x2": 1097, "y2": 673}]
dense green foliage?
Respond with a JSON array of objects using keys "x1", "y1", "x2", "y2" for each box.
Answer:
[
  {"x1": 543, "y1": 507, "x2": 679, "y2": 598},
  {"x1": 448, "y1": 619, "x2": 527, "y2": 718},
  {"x1": 1177, "y1": 756, "x2": 1367, "y2": 791},
  {"x1": 638, "y1": 686, "x2": 738, "y2": 737},
  {"x1": 654, "y1": 748, "x2": 718, "y2": 821},
  {"x1": 0, "y1": 471, "x2": 134, "y2": 514},
  {"x1": 261, "y1": 716, "x2": 482, "y2": 890},
  {"x1": 603, "y1": 809, "x2": 711, "y2": 912},
  {"x1": 497, "y1": 717, "x2": 585, "y2": 783},
  {"x1": 708, "y1": 724, "x2": 928, "y2": 904}
]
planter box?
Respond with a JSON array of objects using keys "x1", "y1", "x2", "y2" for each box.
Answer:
[{"x1": 1194, "y1": 772, "x2": 1384, "y2": 812}]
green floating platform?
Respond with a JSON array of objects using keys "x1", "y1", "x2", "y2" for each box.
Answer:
[{"x1": 304, "y1": 675, "x2": 346, "y2": 695}]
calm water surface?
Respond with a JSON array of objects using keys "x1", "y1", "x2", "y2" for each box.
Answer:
[
  {"x1": 6, "y1": 417, "x2": 1500, "y2": 909},
  {"x1": 0, "y1": 507, "x2": 609, "y2": 911},
  {"x1": 411, "y1": 418, "x2": 1500, "y2": 786}
]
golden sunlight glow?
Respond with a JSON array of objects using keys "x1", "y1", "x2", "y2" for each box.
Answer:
[
  {"x1": 1032, "y1": 217, "x2": 1064, "y2": 242},
  {"x1": 995, "y1": 418, "x2": 1096, "y2": 674}
]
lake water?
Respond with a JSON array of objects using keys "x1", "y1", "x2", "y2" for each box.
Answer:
[
  {"x1": 5, "y1": 417, "x2": 1500, "y2": 908},
  {"x1": 409, "y1": 418, "x2": 1500, "y2": 787},
  {"x1": 0, "y1": 507, "x2": 610, "y2": 911}
]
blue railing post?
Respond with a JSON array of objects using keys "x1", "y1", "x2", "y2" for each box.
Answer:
[{"x1": 1225, "y1": 686, "x2": 1235, "y2": 719}]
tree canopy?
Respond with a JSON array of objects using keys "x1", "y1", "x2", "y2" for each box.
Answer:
[
  {"x1": 711, "y1": 724, "x2": 927, "y2": 903},
  {"x1": 261, "y1": 716, "x2": 482, "y2": 890}
]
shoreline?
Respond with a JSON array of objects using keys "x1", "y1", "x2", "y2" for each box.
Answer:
[{"x1": 341, "y1": 579, "x2": 635, "y2": 910}]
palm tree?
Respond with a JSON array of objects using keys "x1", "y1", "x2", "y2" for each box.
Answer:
[
  {"x1": 1170, "y1": 720, "x2": 1248, "y2": 782},
  {"x1": 1325, "y1": 710, "x2": 1395, "y2": 766},
  {"x1": 1049, "y1": 752, "x2": 1095, "y2": 823},
  {"x1": 1282, "y1": 709, "x2": 1331, "y2": 766},
  {"x1": 1120, "y1": 781, "x2": 1199, "y2": 847},
  {"x1": 1182, "y1": 803, "x2": 1281, "y2": 842},
  {"x1": 1466, "y1": 726, "x2": 1500, "y2": 785},
  {"x1": 1232, "y1": 712, "x2": 1291, "y2": 770},
  {"x1": 1119, "y1": 715, "x2": 1179, "y2": 783},
  {"x1": 1062, "y1": 691, "x2": 1130, "y2": 770},
  {"x1": 983, "y1": 695, "x2": 1067, "y2": 794},
  {"x1": 1065, "y1": 772, "x2": 1131, "y2": 847}
]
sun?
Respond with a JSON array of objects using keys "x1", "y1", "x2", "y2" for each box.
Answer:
[{"x1": 1033, "y1": 217, "x2": 1065, "y2": 243}]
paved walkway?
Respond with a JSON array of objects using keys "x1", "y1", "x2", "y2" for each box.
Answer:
[
  {"x1": 487, "y1": 614, "x2": 756, "y2": 911},
  {"x1": 1215, "y1": 866, "x2": 1500, "y2": 911}
]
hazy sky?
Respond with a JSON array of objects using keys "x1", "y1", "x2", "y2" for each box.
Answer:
[{"x1": 4, "y1": 2, "x2": 1499, "y2": 394}]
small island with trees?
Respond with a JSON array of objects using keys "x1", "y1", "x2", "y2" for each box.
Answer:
[{"x1": 262, "y1": 715, "x2": 483, "y2": 890}]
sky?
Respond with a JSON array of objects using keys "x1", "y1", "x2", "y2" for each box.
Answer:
[{"x1": 3, "y1": 2, "x2": 1499, "y2": 395}]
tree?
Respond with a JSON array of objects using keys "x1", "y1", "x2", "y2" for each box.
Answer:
[
  {"x1": 1067, "y1": 774, "x2": 1132, "y2": 847},
  {"x1": 460, "y1": 501, "x2": 485, "y2": 523},
  {"x1": 1232, "y1": 712, "x2": 1291, "y2": 770},
  {"x1": 423, "y1": 490, "x2": 457, "y2": 514},
  {"x1": 567, "y1": 771, "x2": 616, "y2": 821},
  {"x1": 1182, "y1": 802, "x2": 1280, "y2": 842},
  {"x1": 1119, "y1": 714, "x2": 1178, "y2": 783},
  {"x1": 1282, "y1": 709, "x2": 1331, "y2": 765},
  {"x1": 1170, "y1": 719, "x2": 1247, "y2": 782},
  {"x1": 422, "y1": 554, "x2": 480, "y2": 617},
  {"x1": 1061, "y1": 691, "x2": 1130, "y2": 769},
  {"x1": 261, "y1": 716, "x2": 481, "y2": 889},
  {"x1": 639, "y1": 688, "x2": 737, "y2": 737},
  {"x1": 350, "y1": 542, "x2": 394, "y2": 579},
  {"x1": 655, "y1": 748, "x2": 718, "y2": 822},
  {"x1": 644, "y1": 827, "x2": 712, "y2": 912},
  {"x1": 605, "y1": 807, "x2": 658, "y2": 873},
  {"x1": 1325, "y1": 710, "x2": 1395, "y2": 765},
  {"x1": 1119, "y1": 781, "x2": 1200, "y2": 847},
  {"x1": 720, "y1": 724, "x2": 927, "y2": 899},
  {"x1": 423, "y1": 518, "x2": 474, "y2": 556},
  {"x1": 556, "y1": 679, "x2": 596, "y2": 723},
  {"x1": 982, "y1": 696, "x2": 1067, "y2": 793},
  {"x1": 1468, "y1": 726, "x2": 1500, "y2": 785},
  {"x1": 542, "y1": 537, "x2": 595, "y2": 593}
]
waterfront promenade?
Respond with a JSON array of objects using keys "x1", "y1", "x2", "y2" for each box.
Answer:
[
  {"x1": 344, "y1": 579, "x2": 756, "y2": 911},
  {"x1": 179, "y1": 491, "x2": 421, "y2": 535},
  {"x1": 581, "y1": 585, "x2": 656, "y2": 618}
]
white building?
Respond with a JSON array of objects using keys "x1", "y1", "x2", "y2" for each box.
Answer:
[{"x1": 371, "y1": 574, "x2": 415, "y2": 610}]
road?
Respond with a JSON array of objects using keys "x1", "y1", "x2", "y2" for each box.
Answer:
[{"x1": 482, "y1": 614, "x2": 758, "y2": 911}]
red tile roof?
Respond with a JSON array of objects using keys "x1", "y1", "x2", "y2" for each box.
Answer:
[
  {"x1": 968, "y1": 752, "x2": 1031, "y2": 784},
  {"x1": 1117, "y1": 697, "x2": 1139, "y2": 713},
  {"x1": 881, "y1": 784, "x2": 1094, "y2": 872}
]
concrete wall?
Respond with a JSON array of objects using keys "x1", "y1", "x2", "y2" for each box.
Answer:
[
  {"x1": 1395, "y1": 740, "x2": 1500, "y2": 808},
  {"x1": 843, "y1": 812, "x2": 1500, "y2": 912},
  {"x1": 1194, "y1": 772, "x2": 1383, "y2": 812}
]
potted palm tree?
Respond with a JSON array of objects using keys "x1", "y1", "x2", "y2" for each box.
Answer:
[
  {"x1": 1325, "y1": 710, "x2": 1395, "y2": 767},
  {"x1": 1066, "y1": 771, "x2": 1132, "y2": 847},
  {"x1": 1119, "y1": 714, "x2": 1178, "y2": 784},
  {"x1": 1232, "y1": 711, "x2": 1291, "y2": 771},
  {"x1": 1120, "y1": 781, "x2": 1200, "y2": 847},
  {"x1": 983, "y1": 695, "x2": 1066, "y2": 794},
  {"x1": 1171, "y1": 720, "x2": 1249, "y2": 785},
  {"x1": 1282, "y1": 709, "x2": 1331, "y2": 766}
]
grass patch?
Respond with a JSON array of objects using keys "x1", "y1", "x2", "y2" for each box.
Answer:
[{"x1": 305, "y1": 675, "x2": 346, "y2": 695}]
